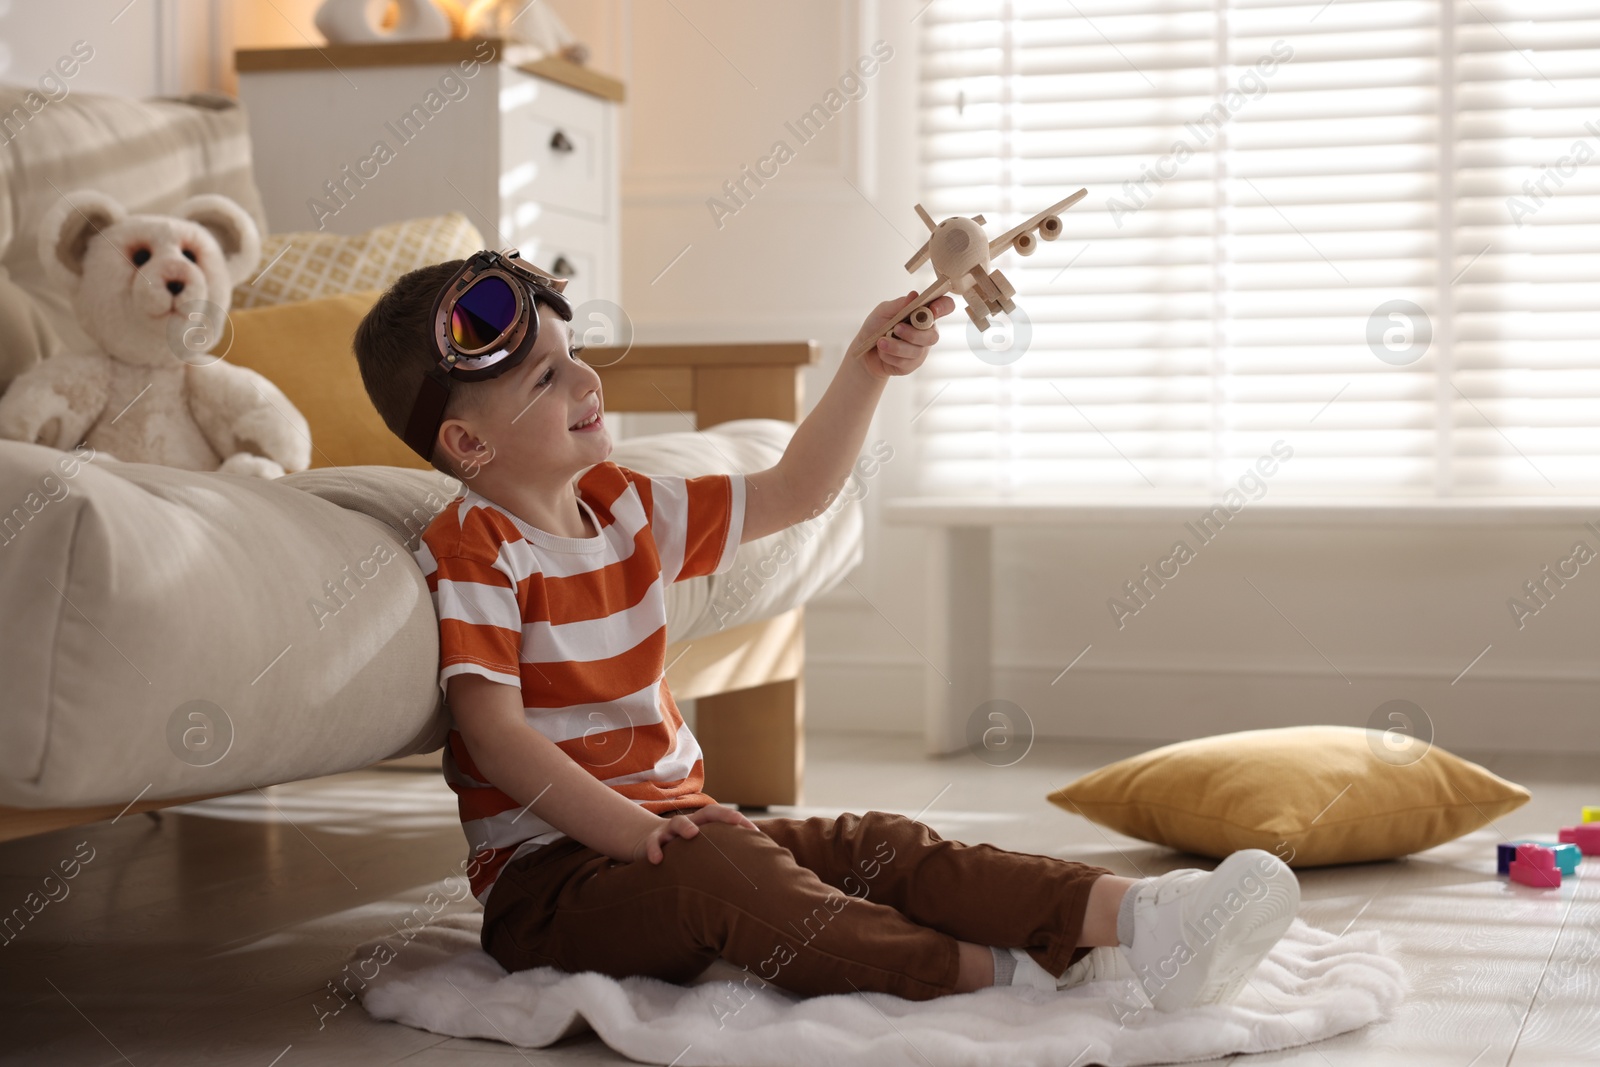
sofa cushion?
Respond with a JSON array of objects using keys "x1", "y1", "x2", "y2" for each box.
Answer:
[
  {"x1": 0, "y1": 88, "x2": 266, "y2": 353},
  {"x1": 279, "y1": 463, "x2": 462, "y2": 549},
  {"x1": 231, "y1": 212, "x2": 485, "y2": 309},
  {"x1": 0, "y1": 441, "x2": 452, "y2": 809}
]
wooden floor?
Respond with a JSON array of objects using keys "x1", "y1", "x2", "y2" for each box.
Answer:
[{"x1": 1, "y1": 731, "x2": 1595, "y2": 1066}]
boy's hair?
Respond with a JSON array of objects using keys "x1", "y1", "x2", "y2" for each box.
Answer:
[
  {"x1": 352, "y1": 260, "x2": 491, "y2": 478},
  {"x1": 350, "y1": 259, "x2": 473, "y2": 476}
]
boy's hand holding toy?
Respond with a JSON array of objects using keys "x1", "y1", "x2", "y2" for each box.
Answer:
[
  {"x1": 850, "y1": 289, "x2": 957, "y2": 380},
  {"x1": 844, "y1": 189, "x2": 1088, "y2": 377}
]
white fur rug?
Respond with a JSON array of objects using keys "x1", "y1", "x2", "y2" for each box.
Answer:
[{"x1": 355, "y1": 910, "x2": 1403, "y2": 1066}]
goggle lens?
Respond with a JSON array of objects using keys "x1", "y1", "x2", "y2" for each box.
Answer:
[{"x1": 450, "y1": 275, "x2": 518, "y2": 351}]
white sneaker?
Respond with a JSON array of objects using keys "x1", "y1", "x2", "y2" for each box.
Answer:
[{"x1": 1121, "y1": 849, "x2": 1299, "y2": 1011}]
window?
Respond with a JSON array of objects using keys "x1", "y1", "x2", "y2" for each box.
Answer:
[{"x1": 915, "y1": 0, "x2": 1600, "y2": 497}]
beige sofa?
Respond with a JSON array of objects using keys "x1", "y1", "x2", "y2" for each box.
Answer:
[{"x1": 0, "y1": 88, "x2": 860, "y2": 840}]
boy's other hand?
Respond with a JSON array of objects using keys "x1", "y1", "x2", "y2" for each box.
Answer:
[
  {"x1": 630, "y1": 802, "x2": 761, "y2": 864},
  {"x1": 851, "y1": 289, "x2": 957, "y2": 380}
]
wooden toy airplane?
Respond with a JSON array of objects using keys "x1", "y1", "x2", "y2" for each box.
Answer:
[{"x1": 850, "y1": 188, "x2": 1088, "y2": 359}]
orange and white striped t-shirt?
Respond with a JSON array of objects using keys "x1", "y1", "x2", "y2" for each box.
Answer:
[{"x1": 413, "y1": 460, "x2": 747, "y2": 905}]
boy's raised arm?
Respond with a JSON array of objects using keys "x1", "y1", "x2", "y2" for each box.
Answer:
[{"x1": 741, "y1": 289, "x2": 954, "y2": 544}]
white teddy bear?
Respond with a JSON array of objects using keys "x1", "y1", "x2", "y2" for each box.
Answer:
[{"x1": 0, "y1": 189, "x2": 311, "y2": 478}]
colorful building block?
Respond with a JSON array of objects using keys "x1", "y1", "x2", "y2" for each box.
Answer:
[
  {"x1": 1497, "y1": 840, "x2": 1581, "y2": 876},
  {"x1": 1508, "y1": 844, "x2": 1561, "y2": 888},
  {"x1": 1558, "y1": 824, "x2": 1600, "y2": 856},
  {"x1": 1582, "y1": 806, "x2": 1600, "y2": 823}
]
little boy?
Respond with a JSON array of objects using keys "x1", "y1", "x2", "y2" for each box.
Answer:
[{"x1": 352, "y1": 250, "x2": 1300, "y2": 1007}]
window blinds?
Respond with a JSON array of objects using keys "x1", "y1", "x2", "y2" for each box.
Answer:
[{"x1": 914, "y1": 0, "x2": 1600, "y2": 497}]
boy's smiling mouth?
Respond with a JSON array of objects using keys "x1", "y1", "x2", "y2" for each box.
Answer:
[{"x1": 570, "y1": 404, "x2": 602, "y2": 431}]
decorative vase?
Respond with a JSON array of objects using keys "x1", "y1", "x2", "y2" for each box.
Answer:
[{"x1": 314, "y1": 0, "x2": 452, "y2": 44}]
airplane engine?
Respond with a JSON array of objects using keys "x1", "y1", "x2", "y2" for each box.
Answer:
[
  {"x1": 1013, "y1": 232, "x2": 1037, "y2": 256},
  {"x1": 1039, "y1": 215, "x2": 1062, "y2": 240},
  {"x1": 909, "y1": 306, "x2": 937, "y2": 330}
]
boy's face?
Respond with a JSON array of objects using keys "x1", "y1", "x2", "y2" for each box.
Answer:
[{"x1": 440, "y1": 301, "x2": 610, "y2": 485}]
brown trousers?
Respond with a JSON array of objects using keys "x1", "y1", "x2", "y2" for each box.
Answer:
[{"x1": 479, "y1": 808, "x2": 1113, "y2": 1001}]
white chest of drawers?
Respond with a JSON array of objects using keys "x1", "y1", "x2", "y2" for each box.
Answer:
[{"x1": 236, "y1": 39, "x2": 624, "y2": 310}]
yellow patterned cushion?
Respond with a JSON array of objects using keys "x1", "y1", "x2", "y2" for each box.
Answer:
[{"x1": 231, "y1": 212, "x2": 484, "y2": 309}]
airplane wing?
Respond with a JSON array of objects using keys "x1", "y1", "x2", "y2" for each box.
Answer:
[
  {"x1": 903, "y1": 203, "x2": 941, "y2": 272},
  {"x1": 987, "y1": 188, "x2": 1088, "y2": 259}
]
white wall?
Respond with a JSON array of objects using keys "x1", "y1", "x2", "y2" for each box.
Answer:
[
  {"x1": 0, "y1": 0, "x2": 225, "y2": 98},
  {"x1": 11, "y1": 0, "x2": 1594, "y2": 755},
  {"x1": 991, "y1": 515, "x2": 1600, "y2": 754}
]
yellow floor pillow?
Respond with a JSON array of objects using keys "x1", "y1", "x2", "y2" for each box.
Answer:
[{"x1": 1048, "y1": 725, "x2": 1530, "y2": 867}]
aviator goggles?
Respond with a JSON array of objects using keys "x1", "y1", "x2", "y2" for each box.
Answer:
[{"x1": 402, "y1": 248, "x2": 574, "y2": 461}]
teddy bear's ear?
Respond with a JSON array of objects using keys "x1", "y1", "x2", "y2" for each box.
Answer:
[
  {"x1": 39, "y1": 190, "x2": 126, "y2": 290},
  {"x1": 177, "y1": 194, "x2": 262, "y2": 283}
]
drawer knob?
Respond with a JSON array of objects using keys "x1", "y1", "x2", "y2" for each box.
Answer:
[
  {"x1": 552, "y1": 255, "x2": 577, "y2": 277},
  {"x1": 549, "y1": 129, "x2": 575, "y2": 153}
]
